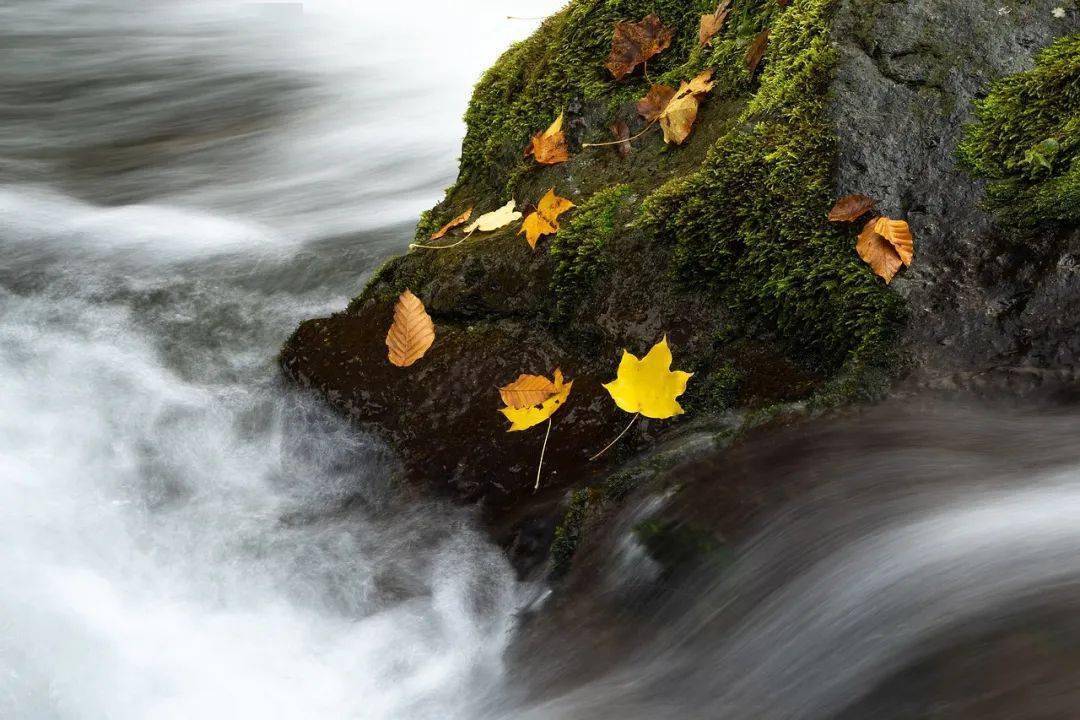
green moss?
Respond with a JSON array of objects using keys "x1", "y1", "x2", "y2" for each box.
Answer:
[
  {"x1": 642, "y1": 0, "x2": 906, "y2": 382},
  {"x1": 549, "y1": 184, "x2": 633, "y2": 321},
  {"x1": 959, "y1": 34, "x2": 1080, "y2": 232},
  {"x1": 549, "y1": 488, "x2": 594, "y2": 578},
  {"x1": 683, "y1": 360, "x2": 744, "y2": 412}
]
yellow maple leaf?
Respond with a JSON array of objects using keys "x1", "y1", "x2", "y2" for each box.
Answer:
[
  {"x1": 526, "y1": 113, "x2": 570, "y2": 165},
  {"x1": 499, "y1": 369, "x2": 573, "y2": 432},
  {"x1": 602, "y1": 337, "x2": 692, "y2": 419},
  {"x1": 518, "y1": 189, "x2": 575, "y2": 249}
]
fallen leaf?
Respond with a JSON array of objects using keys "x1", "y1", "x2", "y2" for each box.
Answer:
[
  {"x1": 827, "y1": 194, "x2": 876, "y2": 222},
  {"x1": 605, "y1": 14, "x2": 674, "y2": 80},
  {"x1": 385, "y1": 289, "x2": 435, "y2": 367},
  {"x1": 746, "y1": 28, "x2": 770, "y2": 75},
  {"x1": 518, "y1": 189, "x2": 575, "y2": 249},
  {"x1": 610, "y1": 120, "x2": 632, "y2": 157},
  {"x1": 526, "y1": 113, "x2": 570, "y2": 165},
  {"x1": 500, "y1": 369, "x2": 573, "y2": 432},
  {"x1": 429, "y1": 207, "x2": 473, "y2": 240},
  {"x1": 464, "y1": 200, "x2": 523, "y2": 234},
  {"x1": 856, "y1": 216, "x2": 914, "y2": 283},
  {"x1": 500, "y1": 373, "x2": 556, "y2": 409},
  {"x1": 699, "y1": 0, "x2": 732, "y2": 46},
  {"x1": 602, "y1": 336, "x2": 693, "y2": 419},
  {"x1": 637, "y1": 70, "x2": 715, "y2": 145}
]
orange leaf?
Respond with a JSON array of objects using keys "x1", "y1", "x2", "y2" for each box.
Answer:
[
  {"x1": 385, "y1": 289, "x2": 435, "y2": 367},
  {"x1": 636, "y1": 84, "x2": 677, "y2": 123},
  {"x1": 526, "y1": 113, "x2": 569, "y2": 165},
  {"x1": 637, "y1": 70, "x2": 714, "y2": 145},
  {"x1": 699, "y1": 0, "x2": 732, "y2": 46},
  {"x1": 827, "y1": 194, "x2": 876, "y2": 222},
  {"x1": 856, "y1": 216, "x2": 915, "y2": 284},
  {"x1": 429, "y1": 207, "x2": 473, "y2": 240},
  {"x1": 518, "y1": 189, "x2": 575, "y2": 249},
  {"x1": 610, "y1": 120, "x2": 632, "y2": 157},
  {"x1": 746, "y1": 28, "x2": 770, "y2": 75},
  {"x1": 605, "y1": 14, "x2": 674, "y2": 80},
  {"x1": 499, "y1": 373, "x2": 557, "y2": 409}
]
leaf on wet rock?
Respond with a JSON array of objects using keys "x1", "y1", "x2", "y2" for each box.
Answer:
[
  {"x1": 856, "y1": 216, "x2": 915, "y2": 284},
  {"x1": 610, "y1": 120, "x2": 632, "y2": 157},
  {"x1": 699, "y1": 0, "x2": 732, "y2": 46},
  {"x1": 463, "y1": 200, "x2": 523, "y2": 234},
  {"x1": 429, "y1": 207, "x2": 473, "y2": 240},
  {"x1": 827, "y1": 194, "x2": 876, "y2": 222},
  {"x1": 637, "y1": 70, "x2": 715, "y2": 145},
  {"x1": 746, "y1": 28, "x2": 770, "y2": 75},
  {"x1": 385, "y1": 289, "x2": 435, "y2": 368},
  {"x1": 518, "y1": 189, "x2": 575, "y2": 249},
  {"x1": 605, "y1": 14, "x2": 674, "y2": 80},
  {"x1": 636, "y1": 84, "x2": 677, "y2": 123},
  {"x1": 499, "y1": 369, "x2": 573, "y2": 432},
  {"x1": 602, "y1": 336, "x2": 693, "y2": 419},
  {"x1": 526, "y1": 113, "x2": 570, "y2": 165}
]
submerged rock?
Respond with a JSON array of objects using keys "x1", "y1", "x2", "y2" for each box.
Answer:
[{"x1": 282, "y1": 0, "x2": 1078, "y2": 574}]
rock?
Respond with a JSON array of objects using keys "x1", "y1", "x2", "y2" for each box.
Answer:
[{"x1": 282, "y1": 0, "x2": 1079, "y2": 574}]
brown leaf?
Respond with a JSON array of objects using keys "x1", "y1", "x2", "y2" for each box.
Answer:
[
  {"x1": 827, "y1": 194, "x2": 876, "y2": 222},
  {"x1": 699, "y1": 0, "x2": 732, "y2": 46},
  {"x1": 610, "y1": 120, "x2": 632, "y2": 157},
  {"x1": 518, "y1": 189, "x2": 575, "y2": 249},
  {"x1": 499, "y1": 373, "x2": 557, "y2": 409},
  {"x1": 856, "y1": 216, "x2": 915, "y2": 283},
  {"x1": 526, "y1": 113, "x2": 570, "y2": 165},
  {"x1": 746, "y1": 28, "x2": 770, "y2": 76},
  {"x1": 429, "y1": 207, "x2": 473, "y2": 240},
  {"x1": 385, "y1": 289, "x2": 435, "y2": 367},
  {"x1": 636, "y1": 84, "x2": 677, "y2": 123},
  {"x1": 605, "y1": 14, "x2": 674, "y2": 80}
]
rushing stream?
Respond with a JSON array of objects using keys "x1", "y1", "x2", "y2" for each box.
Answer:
[{"x1": 3, "y1": 2, "x2": 1080, "y2": 719}]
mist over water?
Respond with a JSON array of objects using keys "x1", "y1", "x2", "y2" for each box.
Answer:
[{"x1": 4, "y1": 2, "x2": 1080, "y2": 719}]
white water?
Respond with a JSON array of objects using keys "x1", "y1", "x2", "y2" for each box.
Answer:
[{"x1": 0, "y1": 1, "x2": 558, "y2": 717}]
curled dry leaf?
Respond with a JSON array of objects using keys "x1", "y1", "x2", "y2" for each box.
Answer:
[
  {"x1": 605, "y1": 14, "x2": 674, "y2": 80},
  {"x1": 526, "y1": 113, "x2": 570, "y2": 165},
  {"x1": 519, "y1": 189, "x2": 575, "y2": 249},
  {"x1": 637, "y1": 70, "x2": 715, "y2": 145},
  {"x1": 429, "y1": 207, "x2": 473, "y2": 240},
  {"x1": 827, "y1": 194, "x2": 876, "y2": 222},
  {"x1": 610, "y1": 120, "x2": 632, "y2": 157},
  {"x1": 385, "y1": 289, "x2": 435, "y2": 368},
  {"x1": 602, "y1": 336, "x2": 693, "y2": 419},
  {"x1": 746, "y1": 28, "x2": 770, "y2": 75},
  {"x1": 699, "y1": 0, "x2": 732, "y2": 46},
  {"x1": 464, "y1": 200, "x2": 523, "y2": 234},
  {"x1": 856, "y1": 216, "x2": 915, "y2": 284},
  {"x1": 499, "y1": 369, "x2": 573, "y2": 432}
]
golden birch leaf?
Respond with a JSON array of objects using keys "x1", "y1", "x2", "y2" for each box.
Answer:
[
  {"x1": 385, "y1": 289, "x2": 435, "y2": 367},
  {"x1": 464, "y1": 200, "x2": 523, "y2": 234},
  {"x1": 499, "y1": 369, "x2": 573, "y2": 432},
  {"x1": 873, "y1": 216, "x2": 914, "y2": 266},
  {"x1": 601, "y1": 337, "x2": 693, "y2": 419}
]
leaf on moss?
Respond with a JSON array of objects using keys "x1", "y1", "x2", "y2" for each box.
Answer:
[
  {"x1": 605, "y1": 14, "x2": 674, "y2": 81},
  {"x1": 856, "y1": 216, "x2": 914, "y2": 284},
  {"x1": 827, "y1": 194, "x2": 876, "y2": 222},
  {"x1": 429, "y1": 207, "x2": 473, "y2": 240},
  {"x1": 610, "y1": 120, "x2": 632, "y2": 157},
  {"x1": 519, "y1": 189, "x2": 575, "y2": 249},
  {"x1": 637, "y1": 70, "x2": 715, "y2": 145},
  {"x1": 526, "y1": 113, "x2": 570, "y2": 165},
  {"x1": 746, "y1": 28, "x2": 770, "y2": 76},
  {"x1": 385, "y1": 289, "x2": 435, "y2": 368},
  {"x1": 699, "y1": 0, "x2": 732, "y2": 46},
  {"x1": 602, "y1": 337, "x2": 693, "y2": 419},
  {"x1": 499, "y1": 369, "x2": 573, "y2": 432},
  {"x1": 464, "y1": 200, "x2": 523, "y2": 234}
]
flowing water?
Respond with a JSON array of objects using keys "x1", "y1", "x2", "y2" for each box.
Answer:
[{"x1": 3, "y1": 2, "x2": 1080, "y2": 719}]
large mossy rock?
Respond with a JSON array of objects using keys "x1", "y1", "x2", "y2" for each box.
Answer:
[{"x1": 282, "y1": 0, "x2": 1079, "y2": 545}]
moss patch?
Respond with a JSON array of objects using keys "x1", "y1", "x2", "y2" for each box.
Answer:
[
  {"x1": 549, "y1": 488, "x2": 595, "y2": 578},
  {"x1": 959, "y1": 34, "x2": 1080, "y2": 233}
]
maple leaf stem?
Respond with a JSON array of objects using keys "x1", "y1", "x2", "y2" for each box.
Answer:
[
  {"x1": 589, "y1": 413, "x2": 640, "y2": 462},
  {"x1": 534, "y1": 417, "x2": 553, "y2": 493},
  {"x1": 409, "y1": 231, "x2": 475, "y2": 251},
  {"x1": 582, "y1": 120, "x2": 658, "y2": 149}
]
